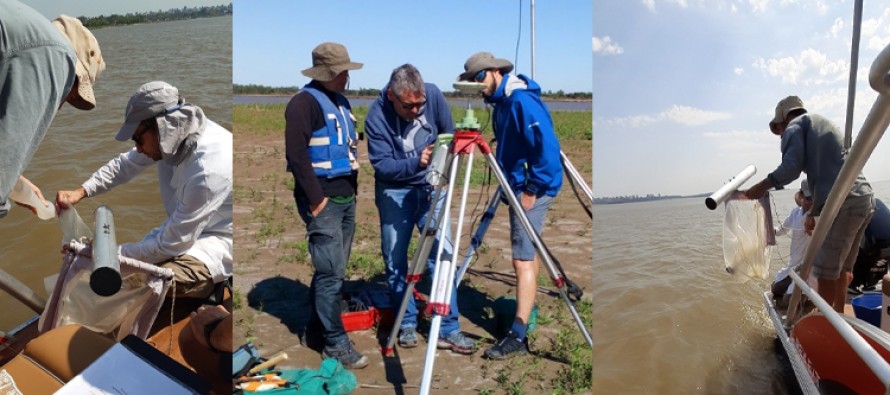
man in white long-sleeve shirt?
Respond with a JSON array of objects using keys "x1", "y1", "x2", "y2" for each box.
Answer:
[
  {"x1": 56, "y1": 81, "x2": 232, "y2": 299},
  {"x1": 771, "y1": 180, "x2": 816, "y2": 306}
]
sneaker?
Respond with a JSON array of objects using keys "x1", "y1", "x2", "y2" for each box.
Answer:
[
  {"x1": 322, "y1": 341, "x2": 369, "y2": 369},
  {"x1": 398, "y1": 327, "x2": 418, "y2": 348},
  {"x1": 848, "y1": 286, "x2": 863, "y2": 295},
  {"x1": 437, "y1": 331, "x2": 477, "y2": 355},
  {"x1": 483, "y1": 331, "x2": 528, "y2": 360}
]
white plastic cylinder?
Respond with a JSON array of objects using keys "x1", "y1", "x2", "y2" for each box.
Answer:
[{"x1": 8, "y1": 178, "x2": 55, "y2": 220}]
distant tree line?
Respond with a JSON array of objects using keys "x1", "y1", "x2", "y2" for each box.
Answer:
[
  {"x1": 233, "y1": 84, "x2": 591, "y2": 100},
  {"x1": 594, "y1": 192, "x2": 710, "y2": 205},
  {"x1": 594, "y1": 193, "x2": 682, "y2": 205},
  {"x1": 78, "y1": 4, "x2": 232, "y2": 28}
]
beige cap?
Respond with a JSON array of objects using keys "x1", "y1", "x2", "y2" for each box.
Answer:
[
  {"x1": 772, "y1": 95, "x2": 806, "y2": 124},
  {"x1": 458, "y1": 51, "x2": 513, "y2": 81},
  {"x1": 301, "y1": 42, "x2": 363, "y2": 82},
  {"x1": 52, "y1": 15, "x2": 105, "y2": 110}
]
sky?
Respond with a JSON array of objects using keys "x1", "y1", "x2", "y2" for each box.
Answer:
[
  {"x1": 594, "y1": 0, "x2": 890, "y2": 197},
  {"x1": 22, "y1": 0, "x2": 227, "y2": 19},
  {"x1": 233, "y1": 0, "x2": 592, "y2": 93}
]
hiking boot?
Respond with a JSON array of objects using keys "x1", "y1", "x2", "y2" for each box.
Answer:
[
  {"x1": 398, "y1": 327, "x2": 418, "y2": 348},
  {"x1": 437, "y1": 331, "x2": 477, "y2": 355},
  {"x1": 483, "y1": 331, "x2": 528, "y2": 360},
  {"x1": 322, "y1": 341, "x2": 369, "y2": 369}
]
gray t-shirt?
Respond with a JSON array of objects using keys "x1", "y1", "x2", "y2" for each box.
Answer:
[
  {"x1": 767, "y1": 113, "x2": 872, "y2": 216},
  {"x1": 0, "y1": 0, "x2": 77, "y2": 216}
]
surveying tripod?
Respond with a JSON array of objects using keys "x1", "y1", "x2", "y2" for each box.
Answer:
[{"x1": 381, "y1": 119, "x2": 593, "y2": 395}]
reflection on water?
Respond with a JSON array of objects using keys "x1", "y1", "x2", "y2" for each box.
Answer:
[
  {"x1": 0, "y1": 16, "x2": 232, "y2": 330},
  {"x1": 593, "y1": 180, "x2": 890, "y2": 393}
]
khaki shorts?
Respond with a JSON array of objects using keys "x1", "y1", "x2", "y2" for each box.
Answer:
[
  {"x1": 159, "y1": 254, "x2": 215, "y2": 299},
  {"x1": 812, "y1": 195, "x2": 874, "y2": 280}
]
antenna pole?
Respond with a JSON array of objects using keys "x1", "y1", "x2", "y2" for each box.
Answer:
[
  {"x1": 843, "y1": 0, "x2": 863, "y2": 150},
  {"x1": 530, "y1": 0, "x2": 536, "y2": 79}
]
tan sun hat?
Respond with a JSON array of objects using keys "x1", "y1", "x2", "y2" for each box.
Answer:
[
  {"x1": 301, "y1": 42, "x2": 363, "y2": 82},
  {"x1": 771, "y1": 95, "x2": 806, "y2": 124},
  {"x1": 458, "y1": 52, "x2": 514, "y2": 81},
  {"x1": 52, "y1": 15, "x2": 104, "y2": 110}
]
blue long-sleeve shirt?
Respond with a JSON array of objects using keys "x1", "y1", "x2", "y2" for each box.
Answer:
[
  {"x1": 365, "y1": 82, "x2": 453, "y2": 187},
  {"x1": 766, "y1": 113, "x2": 871, "y2": 216},
  {"x1": 485, "y1": 74, "x2": 562, "y2": 197}
]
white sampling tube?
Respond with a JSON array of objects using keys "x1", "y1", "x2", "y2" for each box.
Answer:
[
  {"x1": 705, "y1": 165, "x2": 756, "y2": 210},
  {"x1": 8, "y1": 177, "x2": 55, "y2": 220}
]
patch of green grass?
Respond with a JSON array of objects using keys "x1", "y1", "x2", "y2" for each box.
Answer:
[
  {"x1": 277, "y1": 240, "x2": 309, "y2": 265},
  {"x1": 348, "y1": 252, "x2": 385, "y2": 279}
]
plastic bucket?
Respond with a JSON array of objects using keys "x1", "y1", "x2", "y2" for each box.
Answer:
[{"x1": 852, "y1": 293, "x2": 882, "y2": 327}]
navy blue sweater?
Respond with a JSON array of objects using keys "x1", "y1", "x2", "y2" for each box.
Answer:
[{"x1": 365, "y1": 83, "x2": 454, "y2": 187}]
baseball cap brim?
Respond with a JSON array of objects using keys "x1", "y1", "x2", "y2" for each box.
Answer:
[{"x1": 115, "y1": 120, "x2": 141, "y2": 141}]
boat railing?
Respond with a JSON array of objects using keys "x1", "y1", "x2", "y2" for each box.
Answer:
[
  {"x1": 787, "y1": 270, "x2": 890, "y2": 393},
  {"x1": 785, "y1": 40, "x2": 890, "y2": 325}
]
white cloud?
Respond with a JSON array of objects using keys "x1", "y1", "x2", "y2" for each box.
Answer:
[
  {"x1": 643, "y1": 0, "x2": 655, "y2": 12},
  {"x1": 603, "y1": 105, "x2": 732, "y2": 128},
  {"x1": 749, "y1": 0, "x2": 769, "y2": 13},
  {"x1": 703, "y1": 130, "x2": 763, "y2": 138},
  {"x1": 829, "y1": 17, "x2": 843, "y2": 38},
  {"x1": 668, "y1": 0, "x2": 689, "y2": 8},
  {"x1": 593, "y1": 36, "x2": 625, "y2": 55},
  {"x1": 752, "y1": 48, "x2": 847, "y2": 85},
  {"x1": 734, "y1": 67, "x2": 744, "y2": 75}
]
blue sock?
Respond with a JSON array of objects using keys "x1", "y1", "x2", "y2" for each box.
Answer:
[{"x1": 510, "y1": 321, "x2": 527, "y2": 340}]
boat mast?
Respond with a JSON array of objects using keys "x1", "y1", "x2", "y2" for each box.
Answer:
[{"x1": 844, "y1": 0, "x2": 863, "y2": 150}]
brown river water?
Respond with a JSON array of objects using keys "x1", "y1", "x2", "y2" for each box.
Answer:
[
  {"x1": 0, "y1": 16, "x2": 232, "y2": 332},
  {"x1": 593, "y1": 180, "x2": 890, "y2": 394}
]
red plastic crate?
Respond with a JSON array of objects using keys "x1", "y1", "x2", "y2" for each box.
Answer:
[{"x1": 341, "y1": 307, "x2": 378, "y2": 332}]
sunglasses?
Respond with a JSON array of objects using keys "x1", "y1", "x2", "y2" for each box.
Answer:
[
  {"x1": 132, "y1": 103, "x2": 183, "y2": 145},
  {"x1": 474, "y1": 69, "x2": 487, "y2": 83},
  {"x1": 394, "y1": 94, "x2": 426, "y2": 111}
]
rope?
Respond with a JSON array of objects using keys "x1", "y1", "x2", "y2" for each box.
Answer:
[{"x1": 169, "y1": 280, "x2": 176, "y2": 354}]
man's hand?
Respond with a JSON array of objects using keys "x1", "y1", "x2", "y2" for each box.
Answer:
[
  {"x1": 419, "y1": 145, "x2": 434, "y2": 168},
  {"x1": 521, "y1": 191, "x2": 536, "y2": 211},
  {"x1": 805, "y1": 215, "x2": 816, "y2": 235},
  {"x1": 56, "y1": 187, "x2": 87, "y2": 212},
  {"x1": 13, "y1": 176, "x2": 48, "y2": 215},
  {"x1": 310, "y1": 197, "x2": 328, "y2": 217}
]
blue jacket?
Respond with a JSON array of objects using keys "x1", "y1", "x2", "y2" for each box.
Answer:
[
  {"x1": 365, "y1": 82, "x2": 454, "y2": 187},
  {"x1": 301, "y1": 86, "x2": 359, "y2": 179},
  {"x1": 485, "y1": 74, "x2": 562, "y2": 197}
]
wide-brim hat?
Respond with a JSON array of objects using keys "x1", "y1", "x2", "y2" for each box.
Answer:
[
  {"x1": 301, "y1": 42, "x2": 363, "y2": 82},
  {"x1": 772, "y1": 95, "x2": 806, "y2": 124},
  {"x1": 458, "y1": 52, "x2": 514, "y2": 81},
  {"x1": 115, "y1": 81, "x2": 182, "y2": 141},
  {"x1": 52, "y1": 15, "x2": 104, "y2": 110}
]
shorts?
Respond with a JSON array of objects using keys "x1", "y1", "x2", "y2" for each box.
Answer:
[
  {"x1": 508, "y1": 193, "x2": 554, "y2": 261},
  {"x1": 812, "y1": 195, "x2": 874, "y2": 280}
]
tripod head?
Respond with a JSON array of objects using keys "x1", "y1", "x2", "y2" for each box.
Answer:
[{"x1": 452, "y1": 82, "x2": 484, "y2": 131}]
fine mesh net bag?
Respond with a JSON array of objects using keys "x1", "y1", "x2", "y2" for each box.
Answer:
[
  {"x1": 723, "y1": 192, "x2": 775, "y2": 279},
  {"x1": 39, "y1": 240, "x2": 173, "y2": 340}
]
